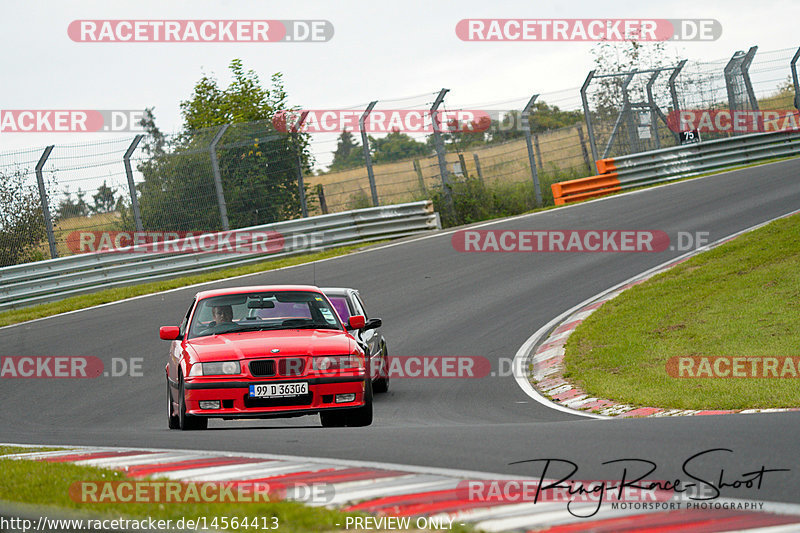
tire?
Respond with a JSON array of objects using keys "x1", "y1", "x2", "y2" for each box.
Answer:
[
  {"x1": 373, "y1": 344, "x2": 389, "y2": 394},
  {"x1": 320, "y1": 380, "x2": 373, "y2": 427},
  {"x1": 344, "y1": 379, "x2": 373, "y2": 427},
  {"x1": 320, "y1": 410, "x2": 347, "y2": 427},
  {"x1": 178, "y1": 371, "x2": 207, "y2": 431},
  {"x1": 167, "y1": 378, "x2": 179, "y2": 430}
]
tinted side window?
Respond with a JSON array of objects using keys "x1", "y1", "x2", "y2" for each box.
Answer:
[
  {"x1": 350, "y1": 293, "x2": 366, "y2": 318},
  {"x1": 328, "y1": 296, "x2": 351, "y2": 321},
  {"x1": 179, "y1": 299, "x2": 195, "y2": 336}
]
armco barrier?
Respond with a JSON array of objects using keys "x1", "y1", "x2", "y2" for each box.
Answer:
[
  {"x1": 551, "y1": 128, "x2": 800, "y2": 205},
  {"x1": 550, "y1": 174, "x2": 621, "y2": 205},
  {"x1": 0, "y1": 201, "x2": 440, "y2": 311}
]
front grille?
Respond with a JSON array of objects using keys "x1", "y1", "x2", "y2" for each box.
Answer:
[
  {"x1": 278, "y1": 358, "x2": 305, "y2": 377},
  {"x1": 243, "y1": 392, "x2": 313, "y2": 408},
  {"x1": 249, "y1": 360, "x2": 276, "y2": 377}
]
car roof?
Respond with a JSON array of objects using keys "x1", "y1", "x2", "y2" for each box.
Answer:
[
  {"x1": 320, "y1": 287, "x2": 357, "y2": 297},
  {"x1": 195, "y1": 285, "x2": 323, "y2": 300}
]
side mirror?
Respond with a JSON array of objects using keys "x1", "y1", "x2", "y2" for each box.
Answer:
[
  {"x1": 347, "y1": 315, "x2": 366, "y2": 330},
  {"x1": 365, "y1": 318, "x2": 382, "y2": 330},
  {"x1": 159, "y1": 326, "x2": 181, "y2": 340}
]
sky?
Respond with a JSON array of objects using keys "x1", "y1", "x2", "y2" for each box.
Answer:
[{"x1": 1, "y1": 0, "x2": 798, "y2": 168}]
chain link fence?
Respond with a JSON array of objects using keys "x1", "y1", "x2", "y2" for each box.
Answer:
[
  {"x1": 1, "y1": 44, "x2": 798, "y2": 266},
  {"x1": 582, "y1": 46, "x2": 800, "y2": 160}
]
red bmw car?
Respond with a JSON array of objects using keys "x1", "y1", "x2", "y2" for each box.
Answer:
[{"x1": 161, "y1": 285, "x2": 374, "y2": 430}]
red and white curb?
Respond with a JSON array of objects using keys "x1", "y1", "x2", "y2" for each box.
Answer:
[
  {"x1": 525, "y1": 210, "x2": 800, "y2": 419},
  {"x1": 5, "y1": 444, "x2": 800, "y2": 532}
]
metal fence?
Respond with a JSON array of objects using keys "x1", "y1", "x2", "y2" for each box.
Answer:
[
  {"x1": 0, "y1": 201, "x2": 440, "y2": 311},
  {"x1": 582, "y1": 46, "x2": 800, "y2": 160},
  {"x1": 552, "y1": 128, "x2": 800, "y2": 205},
  {"x1": 1, "y1": 44, "x2": 798, "y2": 268}
]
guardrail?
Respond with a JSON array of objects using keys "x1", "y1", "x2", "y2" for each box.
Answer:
[
  {"x1": 551, "y1": 128, "x2": 800, "y2": 205},
  {"x1": 0, "y1": 201, "x2": 441, "y2": 311}
]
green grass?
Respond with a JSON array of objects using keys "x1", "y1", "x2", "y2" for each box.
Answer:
[
  {"x1": 0, "y1": 243, "x2": 382, "y2": 328},
  {"x1": 0, "y1": 446, "x2": 475, "y2": 533},
  {"x1": 0, "y1": 446, "x2": 62, "y2": 456},
  {"x1": 563, "y1": 213, "x2": 800, "y2": 411}
]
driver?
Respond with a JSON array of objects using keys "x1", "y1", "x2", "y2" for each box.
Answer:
[{"x1": 211, "y1": 305, "x2": 234, "y2": 325}]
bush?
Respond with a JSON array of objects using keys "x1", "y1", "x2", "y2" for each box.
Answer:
[
  {"x1": 0, "y1": 169, "x2": 49, "y2": 266},
  {"x1": 430, "y1": 178, "x2": 543, "y2": 228},
  {"x1": 347, "y1": 189, "x2": 373, "y2": 210},
  {"x1": 430, "y1": 166, "x2": 589, "y2": 228}
]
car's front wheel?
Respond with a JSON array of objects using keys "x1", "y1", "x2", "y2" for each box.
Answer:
[
  {"x1": 373, "y1": 343, "x2": 390, "y2": 394},
  {"x1": 320, "y1": 381, "x2": 373, "y2": 427},
  {"x1": 345, "y1": 389, "x2": 373, "y2": 427},
  {"x1": 319, "y1": 410, "x2": 347, "y2": 427},
  {"x1": 167, "y1": 378, "x2": 179, "y2": 429},
  {"x1": 178, "y1": 371, "x2": 207, "y2": 431}
]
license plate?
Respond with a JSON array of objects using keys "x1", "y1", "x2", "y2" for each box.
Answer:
[{"x1": 249, "y1": 382, "x2": 308, "y2": 398}]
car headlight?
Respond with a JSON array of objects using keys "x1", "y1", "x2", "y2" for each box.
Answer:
[
  {"x1": 188, "y1": 361, "x2": 241, "y2": 376},
  {"x1": 312, "y1": 355, "x2": 364, "y2": 372}
]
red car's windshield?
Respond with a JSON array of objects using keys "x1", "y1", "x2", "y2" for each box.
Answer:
[{"x1": 188, "y1": 291, "x2": 343, "y2": 338}]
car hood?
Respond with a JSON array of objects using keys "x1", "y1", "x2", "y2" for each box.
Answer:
[{"x1": 186, "y1": 329, "x2": 355, "y2": 361}]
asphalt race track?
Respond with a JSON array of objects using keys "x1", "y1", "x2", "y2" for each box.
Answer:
[{"x1": 2, "y1": 159, "x2": 800, "y2": 505}]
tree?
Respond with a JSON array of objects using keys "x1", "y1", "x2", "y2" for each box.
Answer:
[
  {"x1": 0, "y1": 168, "x2": 49, "y2": 266},
  {"x1": 57, "y1": 187, "x2": 89, "y2": 219},
  {"x1": 434, "y1": 115, "x2": 490, "y2": 151},
  {"x1": 369, "y1": 130, "x2": 430, "y2": 163},
  {"x1": 134, "y1": 60, "x2": 311, "y2": 231},
  {"x1": 529, "y1": 102, "x2": 584, "y2": 132},
  {"x1": 91, "y1": 181, "x2": 116, "y2": 214},
  {"x1": 329, "y1": 130, "x2": 365, "y2": 171},
  {"x1": 486, "y1": 111, "x2": 526, "y2": 144},
  {"x1": 590, "y1": 40, "x2": 673, "y2": 115},
  {"x1": 180, "y1": 59, "x2": 286, "y2": 130}
]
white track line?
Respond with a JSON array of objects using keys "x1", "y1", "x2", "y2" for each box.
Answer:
[
  {"x1": 74, "y1": 452, "x2": 195, "y2": 468},
  {"x1": 155, "y1": 462, "x2": 342, "y2": 481},
  {"x1": 182, "y1": 462, "x2": 325, "y2": 481},
  {"x1": 323, "y1": 477, "x2": 457, "y2": 507}
]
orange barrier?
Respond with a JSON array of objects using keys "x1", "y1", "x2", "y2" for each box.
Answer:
[
  {"x1": 551, "y1": 172, "x2": 621, "y2": 205},
  {"x1": 595, "y1": 158, "x2": 617, "y2": 175}
]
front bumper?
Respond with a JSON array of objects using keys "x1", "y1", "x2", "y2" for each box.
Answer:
[{"x1": 182, "y1": 376, "x2": 367, "y2": 417}]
